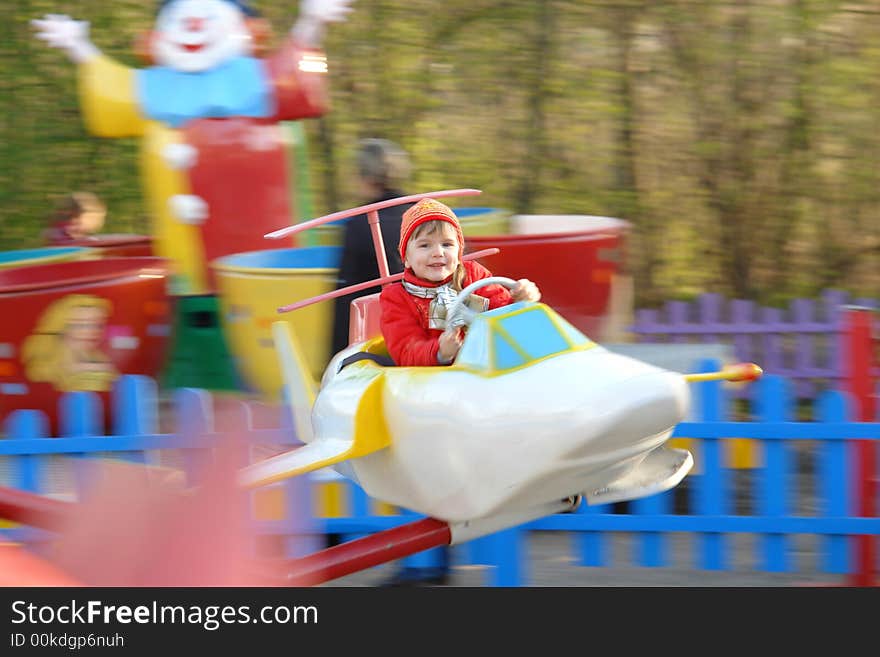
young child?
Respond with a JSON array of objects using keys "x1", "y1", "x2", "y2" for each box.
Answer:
[
  {"x1": 380, "y1": 197, "x2": 541, "y2": 366},
  {"x1": 44, "y1": 191, "x2": 106, "y2": 244}
]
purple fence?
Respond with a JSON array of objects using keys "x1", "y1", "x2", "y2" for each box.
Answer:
[{"x1": 631, "y1": 290, "x2": 879, "y2": 399}]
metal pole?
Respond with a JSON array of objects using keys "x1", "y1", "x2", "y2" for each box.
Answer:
[
  {"x1": 368, "y1": 209, "x2": 391, "y2": 280},
  {"x1": 0, "y1": 485, "x2": 71, "y2": 530},
  {"x1": 267, "y1": 518, "x2": 451, "y2": 586}
]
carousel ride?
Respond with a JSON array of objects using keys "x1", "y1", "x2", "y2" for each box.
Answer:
[
  {"x1": 1, "y1": 0, "x2": 766, "y2": 586},
  {"x1": 0, "y1": 189, "x2": 762, "y2": 586}
]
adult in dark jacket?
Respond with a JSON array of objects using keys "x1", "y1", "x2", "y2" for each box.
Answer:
[{"x1": 330, "y1": 138, "x2": 414, "y2": 355}]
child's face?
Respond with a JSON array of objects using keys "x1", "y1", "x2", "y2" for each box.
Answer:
[{"x1": 404, "y1": 221, "x2": 460, "y2": 282}]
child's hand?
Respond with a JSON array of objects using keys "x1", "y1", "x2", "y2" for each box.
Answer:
[
  {"x1": 438, "y1": 327, "x2": 464, "y2": 364},
  {"x1": 512, "y1": 278, "x2": 541, "y2": 303}
]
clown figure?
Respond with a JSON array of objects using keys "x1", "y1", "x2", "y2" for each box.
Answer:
[{"x1": 33, "y1": 0, "x2": 354, "y2": 295}]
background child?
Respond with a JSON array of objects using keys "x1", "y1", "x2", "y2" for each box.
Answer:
[
  {"x1": 380, "y1": 197, "x2": 540, "y2": 366},
  {"x1": 44, "y1": 191, "x2": 106, "y2": 244}
]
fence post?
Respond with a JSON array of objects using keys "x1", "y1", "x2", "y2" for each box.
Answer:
[
  {"x1": 632, "y1": 308, "x2": 658, "y2": 343},
  {"x1": 730, "y1": 299, "x2": 754, "y2": 367},
  {"x1": 816, "y1": 390, "x2": 849, "y2": 574},
  {"x1": 59, "y1": 391, "x2": 104, "y2": 498},
  {"x1": 112, "y1": 375, "x2": 160, "y2": 466},
  {"x1": 3, "y1": 410, "x2": 49, "y2": 492},
  {"x1": 760, "y1": 306, "x2": 784, "y2": 377},
  {"x1": 631, "y1": 488, "x2": 669, "y2": 567},
  {"x1": 470, "y1": 527, "x2": 522, "y2": 586},
  {"x1": 173, "y1": 388, "x2": 213, "y2": 486},
  {"x1": 840, "y1": 305, "x2": 877, "y2": 586},
  {"x1": 1, "y1": 410, "x2": 51, "y2": 544},
  {"x1": 575, "y1": 500, "x2": 609, "y2": 567},
  {"x1": 693, "y1": 358, "x2": 728, "y2": 570},
  {"x1": 792, "y1": 298, "x2": 816, "y2": 400},
  {"x1": 754, "y1": 375, "x2": 793, "y2": 572},
  {"x1": 667, "y1": 300, "x2": 689, "y2": 344}
]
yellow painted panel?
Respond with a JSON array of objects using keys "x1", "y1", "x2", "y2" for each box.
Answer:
[
  {"x1": 375, "y1": 501, "x2": 397, "y2": 517},
  {"x1": 670, "y1": 436, "x2": 757, "y2": 472},
  {"x1": 314, "y1": 481, "x2": 346, "y2": 518},
  {"x1": 726, "y1": 438, "x2": 760, "y2": 469},
  {"x1": 214, "y1": 267, "x2": 336, "y2": 399}
]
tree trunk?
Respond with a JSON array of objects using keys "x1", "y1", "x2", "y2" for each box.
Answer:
[{"x1": 514, "y1": 0, "x2": 554, "y2": 214}]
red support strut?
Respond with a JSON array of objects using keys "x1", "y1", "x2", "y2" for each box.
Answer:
[
  {"x1": 267, "y1": 518, "x2": 452, "y2": 586},
  {"x1": 0, "y1": 485, "x2": 72, "y2": 530}
]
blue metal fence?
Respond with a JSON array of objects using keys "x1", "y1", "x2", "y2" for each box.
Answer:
[{"x1": 1, "y1": 367, "x2": 879, "y2": 586}]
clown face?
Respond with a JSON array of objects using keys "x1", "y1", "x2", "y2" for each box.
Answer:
[{"x1": 153, "y1": 0, "x2": 253, "y2": 72}]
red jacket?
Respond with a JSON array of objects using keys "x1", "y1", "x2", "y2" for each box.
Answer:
[{"x1": 379, "y1": 261, "x2": 513, "y2": 366}]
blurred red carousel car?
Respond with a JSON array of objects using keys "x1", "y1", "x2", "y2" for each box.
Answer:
[{"x1": 0, "y1": 257, "x2": 172, "y2": 434}]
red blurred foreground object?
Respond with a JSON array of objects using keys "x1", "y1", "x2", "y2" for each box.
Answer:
[
  {"x1": 0, "y1": 434, "x2": 284, "y2": 586},
  {"x1": 0, "y1": 544, "x2": 82, "y2": 587},
  {"x1": 0, "y1": 485, "x2": 71, "y2": 530},
  {"x1": 50, "y1": 450, "x2": 272, "y2": 586},
  {"x1": 0, "y1": 480, "x2": 454, "y2": 587}
]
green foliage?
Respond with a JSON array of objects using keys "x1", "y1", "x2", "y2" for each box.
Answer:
[
  {"x1": 0, "y1": 0, "x2": 151, "y2": 249},
  {"x1": 0, "y1": 0, "x2": 877, "y2": 306}
]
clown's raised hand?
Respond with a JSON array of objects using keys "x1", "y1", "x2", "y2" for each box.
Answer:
[
  {"x1": 292, "y1": 0, "x2": 355, "y2": 47},
  {"x1": 31, "y1": 14, "x2": 99, "y2": 63},
  {"x1": 301, "y1": 0, "x2": 355, "y2": 23}
]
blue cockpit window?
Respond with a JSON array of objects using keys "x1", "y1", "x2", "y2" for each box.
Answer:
[
  {"x1": 492, "y1": 332, "x2": 526, "y2": 369},
  {"x1": 496, "y1": 308, "x2": 570, "y2": 360},
  {"x1": 456, "y1": 303, "x2": 591, "y2": 373},
  {"x1": 456, "y1": 319, "x2": 489, "y2": 369}
]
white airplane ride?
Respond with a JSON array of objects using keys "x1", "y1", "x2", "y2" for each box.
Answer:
[{"x1": 238, "y1": 190, "x2": 761, "y2": 546}]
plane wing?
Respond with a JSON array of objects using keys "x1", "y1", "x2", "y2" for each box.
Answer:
[{"x1": 238, "y1": 366, "x2": 392, "y2": 488}]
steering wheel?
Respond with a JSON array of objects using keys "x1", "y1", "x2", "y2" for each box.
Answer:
[{"x1": 445, "y1": 276, "x2": 518, "y2": 328}]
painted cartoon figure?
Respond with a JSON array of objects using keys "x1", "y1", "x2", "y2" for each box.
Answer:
[
  {"x1": 33, "y1": 0, "x2": 354, "y2": 295},
  {"x1": 22, "y1": 295, "x2": 118, "y2": 393}
]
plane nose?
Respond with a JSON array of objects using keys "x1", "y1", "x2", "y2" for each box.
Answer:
[
  {"x1": 580, "y1": 368, "x2": 691, "y2": 453},
  {"x1": 666, "y1": 371, "x2": 691, "y2": 421},
  {"x1": 623, "y1": 370, "x2": 689, "y2": 433},
  {"x1": 582, "y1": 350, "x2": 691, "y2": 431}
]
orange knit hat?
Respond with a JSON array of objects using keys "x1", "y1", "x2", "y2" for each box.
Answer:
[{"x1": 398, "y1": 198, "x2": 464, "y2": 259}]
